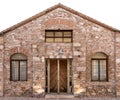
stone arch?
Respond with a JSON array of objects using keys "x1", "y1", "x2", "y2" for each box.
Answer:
[
  {"x1": 10, "y1": 53, "x2": 27, "y2": 60},
  {"x1": 43, "y1": 18, "x2": 75, "y2": 29},
  {"x1": 92, "y1": 52, "x2": 108, "y2": 59},
  {"x1": 9, "y1": 47, "x2": 30, "y2": 57}
]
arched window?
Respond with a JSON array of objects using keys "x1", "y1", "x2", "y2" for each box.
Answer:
[
  {"x1": 91, "y1": 52, "x2": 108, "y2": 81},
  {"x1": 10, "y1": 53, "x2": 27, "y2": 81}
]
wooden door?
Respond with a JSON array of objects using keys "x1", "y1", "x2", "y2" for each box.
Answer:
[
  {"x1": 46, "y1": 59, "x2": 72, "y2": 93},
  {"x1": 60, "y1": 60, "x2": 67, "y2": 92},
  {"x1": 50, "y1": 59, "x2": 57, "y2": 92}
]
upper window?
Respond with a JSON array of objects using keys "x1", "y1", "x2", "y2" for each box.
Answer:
[
  {"x1": 10, "y1": 53, "x2": 27, "y2": 81},
  {"x1": 91, "y1": 52, "x2": 108, "y2": 81},
  {"x1": 45, "y1": 30, "x2": 73, "y2": 43}
]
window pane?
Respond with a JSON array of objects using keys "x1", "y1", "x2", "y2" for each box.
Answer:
[
  {"x1": 45, "y1": 30, "x2": 73, "y2": 43},
  {"x1": 20, "y1": 61, "x2": 27, "y2": 81},
  {"x1": 92, "y1": 60, "x2": 99, "y2": 80},
  {"x1": 55, "y1": 32, "x2": 62, "y2": 37},
  {"x1": 64, "y1": 32, "x2": 72, "y2": 37},
  {"x1": 12, "y1": 61, "x2": 19, "y2": 81},
  {"x1": 100, "y1": 60, "x2": 106, "y2": 81},
  {"x1": 55, "y1": 38, "x2": 62, "y2": 42},
  {"x1": 46, "y1": 32, "x2": 54, "y2": 37},
  {"x1": 46, "y1": 38, "x2": 54, "y2": 42},
  {"x1": 64, "y1": 38, "x2": 71, "y2": 42}
]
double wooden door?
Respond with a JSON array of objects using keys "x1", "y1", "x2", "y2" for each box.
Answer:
[{"x1": 46, "y1": 59, "x2": 72, "y2": 93}]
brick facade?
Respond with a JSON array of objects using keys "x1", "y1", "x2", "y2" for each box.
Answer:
[{"x1": 0, "y1": 4, "x2": 120, "y2": 98}]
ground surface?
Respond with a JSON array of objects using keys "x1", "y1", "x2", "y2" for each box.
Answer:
[{"x1": 0, "y1": 97, "x2": 119, "y2": 100}]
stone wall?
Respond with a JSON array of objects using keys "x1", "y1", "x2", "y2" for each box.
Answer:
[
  {"x1": 1, "y1": 7, "x2": 118, "y2": 97},
  {"x1": 3, "y1": 27, "x2": 33, "y2": 96},
  {"x1": 115, "y1": 32, "x2": 120, "y2": 96},
  {"x1": 0, "y1": 37, "x2": 4, "y2": 96},
  {"x1": 85, "y1": 24, "x2": 115, "y2": 97}
]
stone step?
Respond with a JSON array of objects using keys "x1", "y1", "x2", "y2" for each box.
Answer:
[{"x1": 45, "y1": 94, "x2": 74, "y2": 99}]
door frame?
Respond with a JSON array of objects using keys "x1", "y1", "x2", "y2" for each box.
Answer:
[{"x1": 45, "y1": 59, "x2": 73, "y2": 94}]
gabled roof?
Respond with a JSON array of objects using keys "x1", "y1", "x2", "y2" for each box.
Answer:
[{"x1": 0, "y1": 3, "x2": 120, "y2": 35}]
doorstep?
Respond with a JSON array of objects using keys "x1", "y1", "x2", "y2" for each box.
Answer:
[{"x1": 45, "y1": 93, "x2": 74, "y2": 99}]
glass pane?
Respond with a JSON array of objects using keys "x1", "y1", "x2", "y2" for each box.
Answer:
[
  {"x1": 46, "y1": 32, "x2": 54, "y2": 37},
  {"x1": 20, "y1": 61, "x2": 27, "y2": 81},
  {"x1": 12, "y1": 53, "x2": 27, "y2": 60},
  {"x1": 12, "y1": 61, "x2": 19, "y2": 81},
  {"x1": 46, "y1": 38, "x2": 54, "y2": 42},
  {"x1": 92, "y1": 60, "x2": 98, "y2": 80},
  {"x1": 55, "y1": 32, "x2": 62, "y2": 37},
  {"x1": 55, "y1": 38, "x2": 62, "y2": 42},
  {"x1": 64, "y1": 38, "x2": 71, "y2": 43},
  {"x1": 64, "y1": 32, "x2": 72, "y2": 37},
  {"x1": 100, "y1": 60, "x2": 106, "y2": 80}
]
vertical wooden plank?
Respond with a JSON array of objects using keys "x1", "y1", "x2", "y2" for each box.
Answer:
[
  {"x1": 70, "y1": 59, "x2": 73, "y2": 93},
  {"x1": 48, "y1": 59, "x2": 50, "y2": 93},
  {"x1": 59, "y1": 59, "x2": 67, "y2": 92},
  {"x1": 58, "y1": 60, "x2": 60, "y2": 93}
]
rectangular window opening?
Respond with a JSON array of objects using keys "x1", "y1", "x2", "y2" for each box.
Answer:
[{"x1": 45, "y1": 30, "x2": 73, "y2": 43}]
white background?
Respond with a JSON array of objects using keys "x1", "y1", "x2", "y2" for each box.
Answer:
[{"x1": 0, "y1": 0, "x2": 120, "y2": 31}]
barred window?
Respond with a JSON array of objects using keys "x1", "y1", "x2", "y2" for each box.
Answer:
[
  {"x1": 10, "y1": 53, "x2": 27, "y2": 81},
  {"x1": 45, "y1": 30, "x2": 73, "y2": 43}
]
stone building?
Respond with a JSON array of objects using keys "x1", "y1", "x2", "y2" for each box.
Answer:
[{"x1": 0, "y1": 3, "x2": 120, "y2": 98}]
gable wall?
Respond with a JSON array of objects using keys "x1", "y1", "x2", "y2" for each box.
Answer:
[{"x1": 2, "y1": 8, "x2": 116, "y2": 97}]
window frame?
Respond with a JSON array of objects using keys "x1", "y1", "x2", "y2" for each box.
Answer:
[
  {"x1": 10, "y1": 54, "x2": 27, "y2": 81},
  {"x1": 45, "y1": 30, "x2": 73, "y2": 43},
  {"x1": 91, "y1": 58, "x2": 108, "y2": 82}
]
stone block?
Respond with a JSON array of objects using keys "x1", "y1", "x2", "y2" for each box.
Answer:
[
  {"x1": 33, "y1": 57, "x2": 40, "y2": 61},
  {"x1": 0, "y1": 37, "x2": 3, "y2": 44},
  {"x1": 0, "y1": 45, "x2": 3, "y2": 49},
  {"x1": 76, "y1": 67, "x2": 86, "y2": 71},
  {"x1": 116, "y1": 59, "x2": 120, "y2": 64},
  {"x1": 74, "y1": 85, "x2": 86, "y2": 95},
  {"x1": 32, "y1": 45, "x2": 37, "y2": 48},
  {"x1": 117, "y1": 92, "x2": 120, "y2": 96},
  {"x1": 0, "y1": 85, "x2": 3, "y2": 96},
  {"x1": 0, "y1": 68, "x2": 3, "y2": 72},
  {"x1": 0, "y1": 63, "x2": 3, "y2": 66},
  {"x1": 73, "y1": 51, "x2": 80, "y2": 56},
  {"x1": 74, "y1": 74, "x2": 79, "y2": 78},
  {"x1": 49, "y1": 55, "x2": 54, "y2": 58},
  {"x1": 68, "y1": 55, "x2": 72, "y2": 58},
  {"x1": 41, "y1": 56, "x2": 45, "y2": 62},
  {"x1": 61, "y1": 55, "x2": 66, "y2": 58},
  {"x1": 73, "y1": 43, "x2": 81, "y2": 47},
  {"x1": 116, "y1": 37, "x2": 120, "y2": 42}
]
